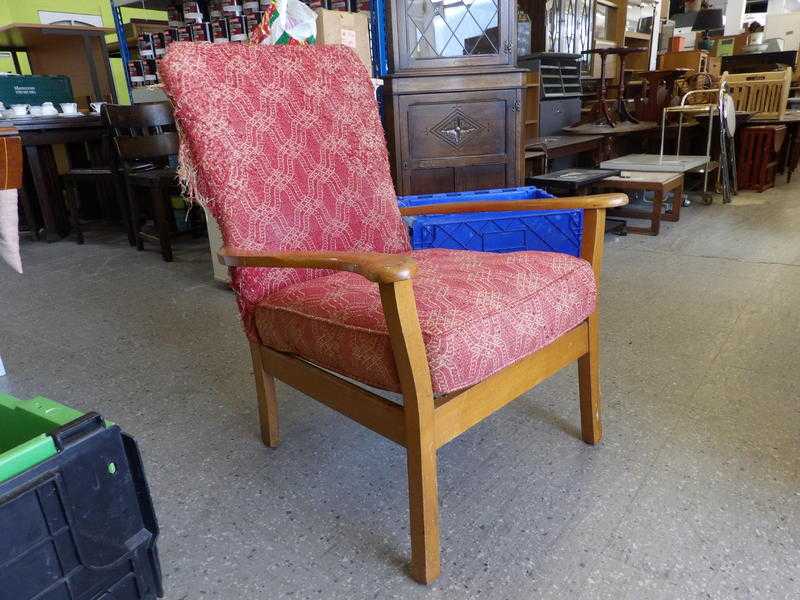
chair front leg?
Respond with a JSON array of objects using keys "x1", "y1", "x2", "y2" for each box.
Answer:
[
  {"x1": 578, "y1": 208, "x2": 607, "y2": 445},
  {"x1": 380, "y1": 280, "x2": 441, "y2": 584},
  {"x1": 250, "y1": 342, "x2": 279, "y2": 447},
  {"x1": 578, "y1": 312, "x2": 602, "y2": 444}
]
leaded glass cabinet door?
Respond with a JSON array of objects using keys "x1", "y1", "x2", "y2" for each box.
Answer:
[
  {"x1": 545, "y1": 0, "x2": 593, "y2": 60},
  {"x1": 391, "y1": 0, "x2": 516, "y2": 71}
]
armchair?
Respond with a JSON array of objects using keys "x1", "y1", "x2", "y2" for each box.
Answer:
[{"x1": 161, "y1": 43, "x2": 627, "y2": 584}]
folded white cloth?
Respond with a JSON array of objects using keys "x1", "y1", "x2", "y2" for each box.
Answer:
[{"x1": 0, "y1": 188, "x2": 21, "y2": 273}]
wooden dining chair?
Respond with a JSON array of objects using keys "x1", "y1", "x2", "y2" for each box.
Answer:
[
  {"x1": 61, "y1": 128, "x2": 135, "y2": 246},
  {"x1": 160, "y1": 43, "x2": 627, "y2": 584},
  {"x1": 104, "y1": 102, "x2": 201, "y2": 261}
]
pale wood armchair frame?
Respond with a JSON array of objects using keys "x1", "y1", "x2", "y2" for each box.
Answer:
[{"x1": 220, "y1": 193, "x2": 627, "y2": 584}]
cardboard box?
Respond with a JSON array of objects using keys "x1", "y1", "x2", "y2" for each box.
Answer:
[
  {"x1": 314, "y1": 8, "x2": 371, "y2": 73},
  {"x1": 658, "y1": 50, "x2": 709, "y2": 72},
  {"x1": 711, "y1": 32, "x2": 749, "y2": 56}
]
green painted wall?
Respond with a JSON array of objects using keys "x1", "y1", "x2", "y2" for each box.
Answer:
[{"x1": 0, "y1": 0, "x2": 166, "y2": 104}]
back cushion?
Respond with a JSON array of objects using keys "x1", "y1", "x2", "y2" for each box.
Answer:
[{"x1": 159, "y1": 43, "x2": 409, "y2": 339}]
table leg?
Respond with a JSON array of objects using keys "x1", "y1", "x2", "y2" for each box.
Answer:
[
  {"x1": 663, "y1": 181, "x2": 682, "y2": 223},
  {"x1": 649, "y1": 190, "x2": 662, "y2": 236},
  {"x1": 17, "y1": 184, "x2": 39, "y2": 239},
  {"x1": 787, "y1": 126, "x2": 800, "y2": 184},
  {"x1": 24, "y1": 144, "x2": 69, "y2": 242}
]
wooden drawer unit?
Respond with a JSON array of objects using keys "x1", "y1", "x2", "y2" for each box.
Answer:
[{"x1": 385, "y1": 71, "x2": 524, "y2": 195}]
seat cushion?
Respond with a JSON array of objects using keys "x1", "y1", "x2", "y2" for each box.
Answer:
[{"x1": 255, "y1": 249, "x2": 596, "y2": 395}]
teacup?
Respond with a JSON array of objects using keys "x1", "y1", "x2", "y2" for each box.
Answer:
[
  {"x1": 29, "y1": 106, "x2": 44, "y2": 116},
  {"x1": 59, "y1": 102, "x2": 78, "y2": 115},
  {"x1": 90, "y1": 101, "x2": 105, "y2": 113},
  {"x1": 41, "y1": 102, "x2": 58, "y2": 116},
  {"x1": 10, "y1": 104, "x2": 29, "y2": 116}
]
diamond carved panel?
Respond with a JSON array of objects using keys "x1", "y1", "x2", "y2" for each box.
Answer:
[{"x1": 430, "y1": 109, "x2": 483, "y2": 148}]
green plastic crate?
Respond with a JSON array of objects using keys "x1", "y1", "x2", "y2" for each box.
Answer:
[{"x1": 0, "y1": 394, "x2": 83, "y2": 484}]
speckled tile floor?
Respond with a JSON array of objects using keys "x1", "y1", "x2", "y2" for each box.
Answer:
[{"x1": 2, "y1": 183, "x2": 799, "y2": 599}]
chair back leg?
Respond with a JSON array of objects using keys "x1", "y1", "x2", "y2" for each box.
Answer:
[
  {"x1": 250, "y1": 342, "x2": 280, "y2": 447},
  {"x1": 111, "y1": 173, "x2": 136, "y2": 246},
  {"x1": 150, "y1": 183, "x2": 174, "y2": 261},
  {"x1": 64, "y1": 178, "x2": 84, "y2": 245}
]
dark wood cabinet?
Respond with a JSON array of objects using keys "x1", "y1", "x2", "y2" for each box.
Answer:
[
  {"x1": 384, "y1": 0, "x2": 525, "y2": 196},
  {"x1": 385, "y1": 73, "x2": 524, "y2": 195},
  {"x1": 390, "y1": 0, "x2": 517, "y2": 71}
]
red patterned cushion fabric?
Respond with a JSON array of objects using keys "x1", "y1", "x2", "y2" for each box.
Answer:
[
  {"x1": 255, "y1": 249, "x2": 596, "y2": 395},
  {"x1": 158, "y1": 43, "x2": 410, "y2": 340}
]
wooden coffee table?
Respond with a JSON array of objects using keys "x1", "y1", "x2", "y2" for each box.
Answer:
[{"x1": 595, "y1": 171, "x2": 684, "y2": 236}]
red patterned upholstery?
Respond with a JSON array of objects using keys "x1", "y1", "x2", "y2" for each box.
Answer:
[
  {"x1": 159, "y1": 43, "x2": 410, "y2": 339},
  {"x1": 256, "y1": 249, "x2": 596, "y2": 394},
  {"x1": 160, "y1": 43, "x2": 597, "y2": 395}
]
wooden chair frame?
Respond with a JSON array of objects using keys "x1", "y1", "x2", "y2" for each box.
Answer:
[{"x1": 220, "y1": 193, "x2": 627, "y2": 584}]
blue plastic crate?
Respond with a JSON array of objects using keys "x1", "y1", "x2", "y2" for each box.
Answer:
[{"x1": 398, "y1": 186, "x2": 583, "y2": 256}]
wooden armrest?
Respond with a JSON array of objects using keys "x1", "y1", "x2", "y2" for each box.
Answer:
[
  {"x1": 398, "y1": 193, "x2": 628, "y2": 216},
  {"x1": 218, "y1": 247, "x2": 418, "y2": 283}
]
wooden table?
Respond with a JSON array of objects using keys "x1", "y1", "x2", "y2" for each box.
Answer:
[
  {"x1": 595, "y1": 171, "x2": 684, "y2": 236},
  {"x1": 524, "y1": 135, "x2": 606, "y2": 176},
  {"x1": 580, "y1": 47, "x2": 647, "y2": 127},
  {"x1": 4, "y1": 114, "x2": 106, "y2": 241}
]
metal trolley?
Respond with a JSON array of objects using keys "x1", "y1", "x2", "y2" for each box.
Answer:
[{"x1": 658, "y1": 79, "x2": 736, "y2": 204}]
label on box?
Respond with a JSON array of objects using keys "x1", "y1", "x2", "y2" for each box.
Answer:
[
  {"x1": 244, "y1": 12, "x2": 261, "y2": 35},
  {"x1": 222, "y1": 0, "x2": 241, "y2": 14},
  {"x1": 190, "y1": 22, "x2": 212, "y2": 41},
  {"x1": 340, "y1": 28, "x2": 357, "y2": 49},
  {"x1": 229, "y1": 16, "x2": 247, "y2": 41},
  {"x1": 183, "y1": 1, "x2": 203, "y2": 22},
  {"x1": 168, "y1": 7, "x2": 183, "y2": 26},
  {"x1": 143, "y1": 60, "x2": 158, "y2": 83},
  {"x1": 138, "y1": 33, "x2": 154, "y2": 59},
  {"x1": 243, "y1": 1, "x2": 260, "y2": 10},
  {"x1": 164, "y1": 28, "x2": 179, "y2": 45},
  {"x1": 128, "y1": 60, "x2": 144, "y2": 86},
  {"x1": 212, "y1": 19, "x2": 230, "y2": 42},
  {"x1": 178, "y1": 26, "x2": 193, "y2": 42},
  {"x1": 153, "y1": 33, "x2": 166, "y2": 56}
]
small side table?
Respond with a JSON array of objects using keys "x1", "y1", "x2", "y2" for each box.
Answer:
[
  {"x1": 595, "y1": 171, "x2": 684, "y2": 236},
  {"x1": 525, "y1": 135, "x2": 606, "y2": 177},
  {"x1": 528, "y1": 168, "x2": 620, "y2": 195},
  {"x1": 580, "y1": 47, "x2": 646, "y2": 127}
]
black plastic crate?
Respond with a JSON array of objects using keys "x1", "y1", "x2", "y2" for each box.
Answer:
[{"x1": 0, "y1": 402, "x2": 163, "y2": 600}]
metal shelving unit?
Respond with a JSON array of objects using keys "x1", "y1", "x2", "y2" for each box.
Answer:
[{"x1": 111, "y1": 0, "x2": 180, "y2": 99}]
